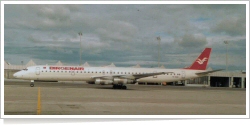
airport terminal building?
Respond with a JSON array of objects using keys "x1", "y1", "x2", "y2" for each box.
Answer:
[{"x1": 4, "y1": 60, "x2": 246, "y2": 89}]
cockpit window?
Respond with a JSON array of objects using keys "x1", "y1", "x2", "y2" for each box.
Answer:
[{"x1": 22, "y1": 68, "x2": 28, "y2": 71}]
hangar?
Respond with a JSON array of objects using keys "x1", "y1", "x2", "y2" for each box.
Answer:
[
  {"x1": 208, "y1": 71, "x2": 246, "y2": 88},
  {"x1": 185, "y1": 71, "x2": 246, "y2": 88}
]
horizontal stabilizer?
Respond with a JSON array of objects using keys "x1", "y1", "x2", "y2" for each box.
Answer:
[{"x1": 195, "y1": 69, "x2": 224, "y2": 75}]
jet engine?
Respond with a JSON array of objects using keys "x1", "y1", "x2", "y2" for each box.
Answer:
[
  {"x1": 95, "y1": 78, "x2": 113, "y2": 85},
  {"x1": 113, "y1": 78, "x2": 134, "y2": 84}
]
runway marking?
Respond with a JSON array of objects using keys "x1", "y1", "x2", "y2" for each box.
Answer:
[{"x1": 37, "y1": 87, "x2": 41, "y2": 115}]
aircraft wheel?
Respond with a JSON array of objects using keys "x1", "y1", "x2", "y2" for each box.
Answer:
[
  {"x1": 118, "y1": 85, "x2": 122, "y2": 89},
  {"x1": 113, "y1": 85, "x2": 117, "y2": 89},
  {"x1": 122, "y1": 86, "x2": 127, "y2": 89},
  {"x1": 30, "y1": 83, "x2": 34, "y2": 87}
]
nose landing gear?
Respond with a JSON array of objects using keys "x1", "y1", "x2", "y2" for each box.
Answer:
[
  {"x1": 30, "y1": 80, "x2": 34, "y2": 87},
  {"x1": 30, "y1": 83, "x2": 34, "y2": 87}
]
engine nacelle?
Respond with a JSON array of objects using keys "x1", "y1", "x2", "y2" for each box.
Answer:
[
  {"x1": 113, "y1": 78, "x2": 134, "y2": 84},
  {"x1": 95, "y1": 78, "x2": 113, "y2": 85}
]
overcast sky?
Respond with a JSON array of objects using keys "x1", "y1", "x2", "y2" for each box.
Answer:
[{"x1": 4, "y1": 4, "x2": 247, "y2": 71}]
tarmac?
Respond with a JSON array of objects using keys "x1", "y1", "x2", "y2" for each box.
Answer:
[{"x1": 4, "y1": 79, "x2": 246, "y2": 115}]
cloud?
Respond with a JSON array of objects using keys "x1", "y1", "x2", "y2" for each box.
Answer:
[
  {"x1": 96, "y1": 20, "x2": 138, "y2": 42},
  {"x1": 36, "y1": 5, "x2": 71, "y2": 22},
  {"x1": 174, "y1": 33, "x2": 208, "y2": 48},
  {"x1": 211, "y1": 17, "x2": 246, "y2": 36},
  {"x1": 4, "y1": 4, "x2": 246, "y2": 71},
  {"x1": 28, "y1": 35, "x2": 41, "y2": 43}
]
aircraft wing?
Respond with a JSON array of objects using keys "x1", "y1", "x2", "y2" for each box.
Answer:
[
  {"x1": 195, "y1": 69, "x2": 224, "y2": 75},
  {"x1": 91, "y1": 72, "x2": 172, "y2": 80}
]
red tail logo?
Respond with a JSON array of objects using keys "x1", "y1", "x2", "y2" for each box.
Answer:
[
  {"x1": 185, "y1": 48, "x2": 212, "y2": 70},
  {"x1": 196, "y1": 57, "x2": 208, "y2": 64}
]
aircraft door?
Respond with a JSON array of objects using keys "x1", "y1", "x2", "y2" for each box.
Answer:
[
  {"x1": 181, "y1": 71, "x2": 185, "y2": 79},
  {"x1": 36, "y1": 67, "x2": 40, "y2": 75}
]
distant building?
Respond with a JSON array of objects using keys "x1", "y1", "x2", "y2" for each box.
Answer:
[
  {"x1": 82, "y1": 62, "x2": 90, "y2": 67},
  {"x1": 55, "y1": 61, "x2": 63, "y2": 66},
  {"x1": 131, "y1": 64, "x2": 141, "y2": 68}
]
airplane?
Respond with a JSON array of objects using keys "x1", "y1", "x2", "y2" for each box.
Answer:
[{"x1": 13, "y1": 48, "x2": 222, "y2": 89}]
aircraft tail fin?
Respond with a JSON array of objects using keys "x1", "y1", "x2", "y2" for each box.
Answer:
[{"x1": 184, "y1": 48, "x2": 212, "y2": 70}]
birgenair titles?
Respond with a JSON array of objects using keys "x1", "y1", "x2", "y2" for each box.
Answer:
[{"x1": 13, "y1": 48, "x2": 222, "y2": 89}]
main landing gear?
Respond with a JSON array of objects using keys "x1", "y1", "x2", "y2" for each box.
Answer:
[
  {"x1": 113, "y1": 84, "x2": 127, "y2": 89},
  {"x1": 30, "y1": 80, "x2": 34, "y2": 87}
]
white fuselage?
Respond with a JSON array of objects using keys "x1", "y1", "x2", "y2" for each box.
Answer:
[{"x1": 14, "y1": 65, "x2": 205, "y2": 83}]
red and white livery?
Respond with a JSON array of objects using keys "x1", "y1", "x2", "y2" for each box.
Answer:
[{"x1": 13, "y1": 48, "x2": 221, "y2": 89}]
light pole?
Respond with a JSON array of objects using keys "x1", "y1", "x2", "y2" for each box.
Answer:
[
  {"x1": 224, "y1": 41, "x2": 228, "y2": 71},
  {"x1": 21, "y1": 61, "x2": 23, "y2": 68},
  {"x1": 79, "y1": 32, "x2": 82, "y2": 65},
  {"x1": 157, "y1": 36, "x2": 161, "y2": 67}
]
